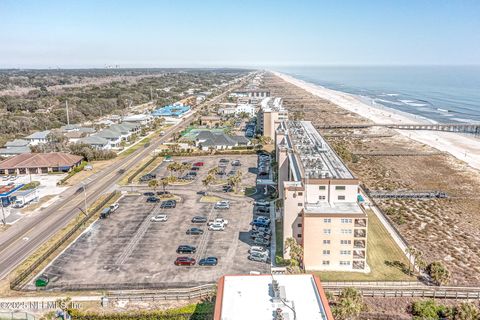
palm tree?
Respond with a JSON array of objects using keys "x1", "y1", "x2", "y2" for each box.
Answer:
[
  {"x1": 332, "y1": 287, "x2": 365, "y2": 320},
  {"x1": 426, "y1": 261, "x2": 450, "y2": 286},
  {"x1": 227, "y1": 171, "x2": 242, "y2": 193},
  {"x1": 148, "y1": 179, "x2": 159, "y2": 193},
  {"x1": 202, "y1": 174, "x2": 215, "y2": 193},
  {"x1": 167, "y1": 162, "x2": 180, "y2": 177},
  {"x1": 160, "y1": 177, "x2": 169, "y2": 192},
  {"x1": 284, "y1": 237, "x2": 303, "y2": 267}
]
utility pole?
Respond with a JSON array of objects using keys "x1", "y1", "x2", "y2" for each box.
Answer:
[
  {"x1": 82, "y1": 182, "x2": 88, "y2": 215},
  {"x1": 1, "y1": 201, "x2": 6, "y2": 226},
  {"x1": 66, "y1": 100, "x2": 70, "y2": 125}
]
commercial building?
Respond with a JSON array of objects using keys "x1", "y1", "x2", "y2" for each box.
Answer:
[
  {"x1": 214, "y1": 274, "x2": 333, "y2": 320},
  {"x1": 0, "y1": 152, "x2": 83, "y2": 175},
  {"x1": 190, "y1": 130, "x2": 251, "y2": 151},
  {"x1": 258, "y1": 97, "x2": 288, "y2": 139},
  {"x1": 276, "y1": 121, "x2": 368, "y2": 272}
]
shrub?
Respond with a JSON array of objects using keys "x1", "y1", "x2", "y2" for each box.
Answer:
[{"x1": 411, "y1": 299, "x2": 451, "y2": 320}]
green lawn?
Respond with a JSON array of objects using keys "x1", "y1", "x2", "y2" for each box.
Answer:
[{"x1": 316, "y1": 210, "x2": 414, "y2": 282}]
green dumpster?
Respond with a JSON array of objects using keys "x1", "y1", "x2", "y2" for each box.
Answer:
[{"x1": 35, "y1": 275, "x2": 49, "y2": 287}]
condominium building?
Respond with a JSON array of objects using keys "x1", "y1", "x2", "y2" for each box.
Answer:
[
  {"x1": 276, "y1": 121, "x2": 368, "y2": 272},
  {"x1": 258, "y1": 97, "x2": 289, "y2": 139}
]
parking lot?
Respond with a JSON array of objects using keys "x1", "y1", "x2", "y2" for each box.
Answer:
[{"x1": 34, "y1": 154, "x2": 271, "y2": 290}]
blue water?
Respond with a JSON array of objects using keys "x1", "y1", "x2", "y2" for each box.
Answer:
[{"x1": 273, "y1": 66, "x2": 480, "y2": 123}]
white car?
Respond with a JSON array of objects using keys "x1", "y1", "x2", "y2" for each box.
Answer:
[
  {"x1": 255, "y1": 217, "x2": 271, "y2": 224},
  {"x1": 109, "y1": 203, "x2": 119, "y2": 212},
  {"x1": 208, "y1": 223, "x2": 225, "y2": 231},
  {"x1": 255, "y1": 200, "x2": 270, "y2": 207},
  {"x1": 150, "y1": 214, "x2": 168, "y2": 222},
  {"x1": 214, "y1": 200, "x2": 230, "y2": 209},
  {"x1": 208, "y1": 218, "x2": 229, "y2": 226},
  {"x1": 249, "y1": 246, "x2": 268, "y2": 255}
]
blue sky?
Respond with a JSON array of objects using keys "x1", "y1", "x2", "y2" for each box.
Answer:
[{"x1": 1, "y1": 0, "x2": 479, "y2": 68}]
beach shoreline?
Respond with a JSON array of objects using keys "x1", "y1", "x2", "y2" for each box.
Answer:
[{"x1": 272, "y1": 71, "x2": 480, "y2": 171}]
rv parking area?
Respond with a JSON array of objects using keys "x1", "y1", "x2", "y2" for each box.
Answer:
[{"x1": 34, "y1": 154, "x2": 270, "y2": 290}]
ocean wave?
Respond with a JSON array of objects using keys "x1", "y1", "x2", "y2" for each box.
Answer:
[
  {"x1": 399, "y1": 99, "x2": 428, "y2": 107},
  {"x1": 374, "y1": 98, "x2": 403, "y2": 106}
]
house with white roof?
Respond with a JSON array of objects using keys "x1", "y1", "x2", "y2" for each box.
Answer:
[{"x1": 24, "y1": 130, "x2": 51, "y2": 146}]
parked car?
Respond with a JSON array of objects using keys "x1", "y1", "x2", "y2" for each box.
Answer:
[
  {"x1": 231, "y1": 160, "x2": 241, "y2": 166},
  {"x1": 151, "y1": 214, "x2": 168, "y2": 222},
  {"x1": 219, "y1": 159, "x2": 229, "y2": 164},
  {"x1": 252, "y1": 221, "x2": 270, "y2": 228},
  {"x1": 208, "y1": 223, "x2": 225, "y2": 231},
  {"x1": 207, "y1": 218, "x2": 228, "y2": 226},
  {"x1": 140, "y1": 173, "x2": 156, "y2": 182},
  {"x1": 160, "y1": 200, "x2": 176, "y2": 208},
  {"x1": 248, "y1": 251, "x2": 269, "y2": 262},
  {"x1": 223, "y1": 185, "x2": 233, "y2": 193},
  {"x1": 144, "y1": 192, "x2": 155, "y2": 197},
  {"x1": 214, "y1": 200, "x2": 230, "y2": 209},
  {"x1": 199, "y1": 257, "x2": 218, "y2": 266},
  {"x1": 174, "y1": 257, "x2": 196, "y2": 266},
  {"x1": 191, "y1": 216, "x2": 208, "y2": 223},
  {"x1": 253, "y1": 237, "x2": 271, "y2": 247},
  {"x1": 109, "y1": 203, "x2": 119, "y2": 212},
  {"x1": 146, "y1": 196, "x2": 160, "y2": 203},
  {"x1": 187, "y1": 171, "x2": 197, "y2": 176},
  {"x1": 191, "y1": 166, "x2": 200, "y2": 171},
  {"x1": 255, "y1": 200, "x2": 270, "y2": 207},
  {"x1": 176, "y1": 245, "x2": 196, "y2": 254},
  {"x1": 100, "y1": 207, "x2": 111, "y2": 219},
  {"x1": 186, "y1": 227, "x2": 204, "y2": 235},
  {"x1": 193, "y1": 162, "x2": 204, "y2": 167},
  {"x1": 196, "y1": 191, "x2": 207, "y2": 196},
  {"x1": 249, "y1": 246, "x2": 268, "y2": 255},
  {"x1": 251, "y1": 232, "x2": 271, "y2": 241},
  {"x1": 253, "y1": 217, "x2": 271, "y2": 224},
  {"x1": 252, "y1": 227, "x2": 271, "y2": 235},
  {"x1": 256, "y1": 206, "x2": 270, "y2": 213},
  {"x1": 157, "y1": 191, "x2": 171, "y2": 195}
]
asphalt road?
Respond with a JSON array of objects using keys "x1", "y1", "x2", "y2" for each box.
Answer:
[{"x1": 0, "y1": 80, "x2": 246, "y2": 281}]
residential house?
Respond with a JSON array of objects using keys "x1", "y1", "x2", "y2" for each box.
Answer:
[
  {"x1": 24, "y1": 130, "x2": 51, "y2": 146},
  {"x1": 0, "y1": 139, "x2": 31, "y2": 158}
]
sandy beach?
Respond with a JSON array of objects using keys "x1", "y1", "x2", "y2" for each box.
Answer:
[{"x1": 273, "y1": 71, "x2": 480, "y2": 171}]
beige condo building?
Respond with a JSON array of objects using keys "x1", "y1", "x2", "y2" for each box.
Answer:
[
  {"x1": 258, "y1": 97, "x2": 288, "y2": 139},
  {"x1": 276, "y1": 121, "x2": 368, "y2": 272}
]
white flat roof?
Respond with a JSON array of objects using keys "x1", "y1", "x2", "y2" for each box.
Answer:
[
  {"x1": 304, "y1": 201, "x2": 363, "y2": 214},
  {"x1": 220, "y1": 274, "x2": 329, "y2": 320}
]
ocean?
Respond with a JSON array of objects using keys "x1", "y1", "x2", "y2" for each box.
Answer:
[{"x1": 273, "y1": 66, "x2": 480, "y2": 123}]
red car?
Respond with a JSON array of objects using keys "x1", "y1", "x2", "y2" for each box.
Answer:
[
  {"x1": 193, "y1": 162, "x2": 204, "y2": 167},
  {"x1": 174, "y1": 257, "x2": 196, "y2": 266}
]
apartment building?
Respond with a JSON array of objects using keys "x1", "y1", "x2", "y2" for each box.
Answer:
[
  {"x1": 258, "y1": 97, "x2": 289, "y2": 139},
  {"x1": 276, "y1": 121, "x2": 368, "y2": 272}
]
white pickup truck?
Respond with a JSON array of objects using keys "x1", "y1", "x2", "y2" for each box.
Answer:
[{"x1": 207, "y1": 218, "x2": 229, "y2": 226}]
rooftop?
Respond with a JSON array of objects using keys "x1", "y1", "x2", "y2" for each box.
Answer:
[
  {"x1": 261, "y1": 97, "x2": 285, "y2": 112},
  {"x1": 304, "y1": 201, "x2": 364, "y2": 215},
  {"x1": 217, "y1": 274, "x2": 332, "y2": 320},
  {"x1": 152, "y1": 105, "x2": 191, "y2": 117},
  {"x1": 25, "y1": 130, "x2": 50, "y2": 140},
  {"x1": 0, "y1": 153, "x2": 83, "y2": 169},
  {"x1": 285, "y1": 121, "x2": 354, "y2": 180}
]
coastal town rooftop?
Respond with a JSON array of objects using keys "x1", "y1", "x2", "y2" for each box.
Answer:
[{"x1": 283, "y1": 121, "x2": 354, "y2": 180}]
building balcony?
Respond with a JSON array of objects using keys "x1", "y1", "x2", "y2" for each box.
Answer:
[
  {"x1": 353, "y1": 261, "x2": 365, "y2": 270},
  {"x1": 354, "y1": 219, "x2": 367, "y2": 228},
  {"x1": 353, "y1": 250, "x2": 366, "y2": 259},
  {"x1": 354, "y1": 240, "x2": 366, "y2": 249},
  {"x1": 354, "y1": 229, "x2": 366, "y2": 238}
]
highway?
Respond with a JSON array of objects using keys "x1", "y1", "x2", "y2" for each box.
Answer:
[{"x1": 0, "y1": 79, "x2": 245, "y2": 281}]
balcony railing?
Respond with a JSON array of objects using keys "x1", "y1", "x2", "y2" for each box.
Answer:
[
  {"x1": 354, "y1": 219, "x2": 367, "y2": 227},
  {"x1": 353, "y1": 250, "x2": 366, "y2": 259},
  {"x1": 354, "y1": 240, "x2": 366, "y2": 249},
  {"x1": 354, "y1": 229, "x2": 366, "y2": 238},
  {"x1": 353, "y1": 261, "x2": 365, "y2": 270}
]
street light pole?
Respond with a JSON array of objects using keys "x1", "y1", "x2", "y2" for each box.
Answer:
[
  {"x1": 82, "y1": 182, "x2": 88, "y2": 216},
  {"x1": 1, "y1": 202, "x2": 5, "y2": 226}
]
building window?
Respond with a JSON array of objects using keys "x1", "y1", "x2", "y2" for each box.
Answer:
[
  {"x1": 341, "y1": 229, "x2": 353, "y2": 234},
  {"x1": 335, "y1": 186, "x2": 346, "y2": 190},
  {"x1": 323, "y1": 240, "x2": 331, "y2": 245},
  {"x1": 340, "y1": 261, "x2": 351, "y2": 266},
  {"x1": 297, "y1": 234, "x2": 302, "y2": 238},
  {"x1": 340, "y1": 240, "x2": 352, "y2": 245},
  {"x1": 319, "y1": 186, "x2": 326, "y2": 190},
  {"x1": 323, "y1": 250, "x2": 330, "y2": 255},
  {"x1": 319, "y1": 195, "x2": 326, "y2": 200},
  {"x1": 323, "y1": 229, "x2": 331, "y2": 235},
  {"x1": 338, "y1": 195, "x2": 346, "y2": 200},
  {"x1": 297, "y1": 203, "x2": 303, "y2": 207},
  {"x1": 341, "y1": 218, "x2": 352, "y2": 224},
  {"x1": 298, "y1": 192, "x2": 303, "y2": 196},
  {"x1": 340, "y1": 250, "x2": 352, "y2": 255},
  {"x1": 323, "y1": 218, "x2": 331, "y2": 223},
  {"x1": 322, "y1": 260, "x2": 330, "y2": 265},
  {"x1": 297, "y1": 223, "x2": 302, "y2": 228}
]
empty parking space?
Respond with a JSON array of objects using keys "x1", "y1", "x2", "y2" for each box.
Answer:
[{"x1": 34, "y1": 154, "x2": 270, "y2": 290}]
